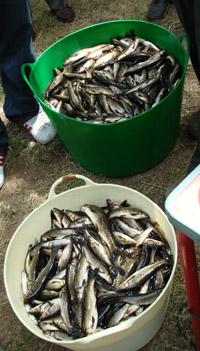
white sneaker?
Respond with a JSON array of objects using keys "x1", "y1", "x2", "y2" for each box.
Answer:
[
  {"x1": 0, "y1": 154, "x2": 4, "y2": 188},
  {"x1": 24, "y1": 110, "x2": 56, "y2": 144}
]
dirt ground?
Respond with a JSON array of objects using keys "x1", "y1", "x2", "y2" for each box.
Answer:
[{"x1": 1, "y1": 1, "x2": 200, "y2": 350}]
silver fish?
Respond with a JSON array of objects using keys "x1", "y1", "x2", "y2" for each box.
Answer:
[
  {"x1": 125, "y1": 50, "x2": 166, "y2": 75},
  {"x1": 41, "y1": 237, "x2": 71, "y2": 249},
  {"x1": 41, "y1": 228, "x2": 77, "y2": 241},
  {"x1": 112, "y1": 231, "x2": 137, "y2": 246},
  {"x1": 94, "y1": 49, "x2": 119, "y2": 69},
  {"x1": 57, "y1": 240, "x2": 73, "y2": 271},
  {"x1": 81, "y1": 204, "x2": 119, "y2": 260},
  {"x1": 118, "y1": 289, "x2": 162, "y2": 305},
  {"x1": 83, "y1": 84, "x2": 115, "y2": 96},
  {"x1": 82, "y1": 244, "x2": 112, "y2": 284},
  {"x1": 44, "y1": 278, "x2": 65, "y2": 291},
  {"x1": 74, "y1": 250, "x2": 90, "y2": 303},
  {"x1": 108, "y1": 207, "x2": 149, "y2": 220},
  {"x1": 82, "y1": 273, "x2": 98, "y2": 335},
  {"x1": 118, "y1": 259, "x2": 167, "y2": 290},
  {"x1": 24, "y1": 247, "x2": 59, "y2": 303},
  {"x1": 63, "y1": 44, "x2": 109, "y2": 65},
  {"x1": 25, "y1": 242, "x2": 41, "y2": 288},
  {"x1": 117, "y1": 38, "x2": 139, "y2": 61},
  {"x1": 60, "y1": 287, "x2": 74, "y2": 335},
  {"x1": 107, "y1": 303, "x2": 131, "y2": 327},
  {"x1": 84, "y1": 228, "x2": 112, "y2": 266},
  {"x1": 40, "y1": 298, "x2": 61, "y2": 320}
]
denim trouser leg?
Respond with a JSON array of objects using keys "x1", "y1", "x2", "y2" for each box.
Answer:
[
  {"x1": 0, "y1": 0, "x2": 40, "y2": 154},
  {"x1": 0, "y1": 0, "x2": 39, "y2": 125}
]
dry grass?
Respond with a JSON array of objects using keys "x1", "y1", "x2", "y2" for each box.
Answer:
[{"x1": 0, "y1": 0, "x2": 199, "y2": 350}]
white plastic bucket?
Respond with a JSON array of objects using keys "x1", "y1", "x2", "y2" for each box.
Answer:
[{"x1": 4, "y1": 174, "x2": 177, "y2": 351}]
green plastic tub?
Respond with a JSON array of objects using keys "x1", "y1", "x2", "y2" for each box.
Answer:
[{"x1": 22, "y1": 20, "x2": 189, "y2": 177}]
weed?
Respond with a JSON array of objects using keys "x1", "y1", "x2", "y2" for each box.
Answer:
[{"x1": 8, "y1": 135, "x2": 29, "y2": 162}]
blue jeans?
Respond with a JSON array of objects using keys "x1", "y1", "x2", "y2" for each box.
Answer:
[{"x1": 0, "y1": 0, "x2": 40, "y2": 154}]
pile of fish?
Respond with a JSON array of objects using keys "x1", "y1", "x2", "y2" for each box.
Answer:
[
  {"x1": 44, "y1": 30, "x2": 182, "y2": 124},
  {"x1": 22, "y1": 199, "x2": 173, "y2": 341}
]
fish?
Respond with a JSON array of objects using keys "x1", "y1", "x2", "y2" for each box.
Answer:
[
  {"x1": 81, "y1": 204, "x2": 121, "y2": 264},
  {"x1": 41, "y1": 228, "x2": 78, "y2": 241},
  {"x1": 108, "y1": 206, "x2": 149, "y2": 220},
  {"x1": 44, "y1": 31, "x2": 182, "y2": 124},
  {"x1": 125, "y1": 50, "x2": 166, "y2": 75},
  {"x1": 24, "y1": 242, "x2": 41, "y2": 288},
  {"x1": 107, "y1": 303, "x2": 131, "y2": 327},
  {"x1": 117, "y1": 38, "x2": 139, "y2": 61},
  {"x1": 94, "y1": 49, "x2": 119, "y2": 69},
  {"x1": 82, "y1": 244, "x2": 113, "y2": 284},
  {"x1": 24, "y1": 246, "x2": 59, "y2": 303},
  {"x1": 44, "y1": 278, "x2": 65, "y2": 291},
  {"x1": 118, "y1": 289, "x2": 162, "y2": 305},
  {"x1": 59, "y1": 287, "x2": 74, "y2": 336},
  {"x1": 84, "y1": 228, "x2": 112, "y2": 266},
  {"x1": 118, "y1": 259, "x2": 167, "y2": 290},
  {"x1": 46, "y1": 73, "x2": 65, "y2": 95},
  {"x1": 38, "y1": 321, "x2": 60, "y2": 332},
  {"x1": 82, "y1": 272, "x2": 98, "y2": 335},
  {"x1": 41, "y1": 237, "x2": 71, "y2": 249},
  {"x1": 74, "y1": 250, "x2": 90, "y2": 303},
  {"x1": 63, "y1": 44, "x2": 110, "y2": 65},
  {"x1": 22, "y1": 197, "x2": 173, "y2": 341},
  {"x1": 112, "y1": 231, "x2": 137, "y2": 246},
  {"x1": 57, "y1": 240, "x2": 73, "y2": 271},
  {"x1": 40, "y1": 297, "x2": 61, "y2": 320}
]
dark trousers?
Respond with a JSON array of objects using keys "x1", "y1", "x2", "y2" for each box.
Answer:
[
  {"x1": 0, "y1": 0, "x2": 39, "y2": 154},
  {"x1": 45, "y1": 0, "x2": 68, "y2": 10},
  {"x1": 173, "y1": 0, "x2": 200, "y2": 173}
]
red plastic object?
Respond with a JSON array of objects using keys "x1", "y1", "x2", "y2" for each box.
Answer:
[
  {"x1": 178, "y1": 231, "x2": 200, "y2": 351},
  {"x1": 165, "y1": 165, "x2": 200, "y2": 350}
]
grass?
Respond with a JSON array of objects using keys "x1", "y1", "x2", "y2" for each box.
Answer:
[{"x1": 4, "y1": 325, "x2": 37, "y2": 351}]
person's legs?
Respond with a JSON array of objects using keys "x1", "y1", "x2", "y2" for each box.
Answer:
[
  {"x1": 147, "y1": 0, "x2": 172, "y2": 21},
  {"x1": 0, "y1": 0, "x2": 56, "y2": 146},
  {"x1": 173, "y1": 0, "x2": 200, "y2": 80},
  {"x1": 188, "y1": 115, "x2": 200, "y2": 173},
  {"x1": 45, "y1": 0, "x2": 75, "y2": 22},
  {"x1": 173, "y1": 0, "x2": 200, "y2": 172},
  {"x1": 45, "y1": 0, "x2": 68, "y2": 10},
  {"x1": 0, "y1": 0, "x2": 39, "y2": 124}
]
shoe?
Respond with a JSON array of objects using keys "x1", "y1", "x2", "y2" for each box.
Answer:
[
  {"x1": 0, "y1": 154, "x2": 4, "y2": 189},
  {"x1": 147, "y1": 0, "x2": 172, "y2": 21},
  {"x1": 24, "y1": 110, "x2": 56, "y2": 144},
  {"x1": 188, "y1": 111, "x2": 200, "y2": 141},
  {"x1": 51, "y1": 6, "x2": 75, "y2": 23}
]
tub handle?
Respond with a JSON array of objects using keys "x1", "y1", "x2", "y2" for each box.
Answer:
[
  {"x1": 47, "y1": 173, "x2": 97, "y2": 201},
  {"x1": 177, "y1": 34, "x2": 190, "y2": 67},
  {"x1": 21, "y1": 62, "x2": 35, "y2": 91}
]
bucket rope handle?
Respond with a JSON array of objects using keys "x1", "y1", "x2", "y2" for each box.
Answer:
[{"x1": 47, "y1": 173, "x2": 97, "y2": 201}]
